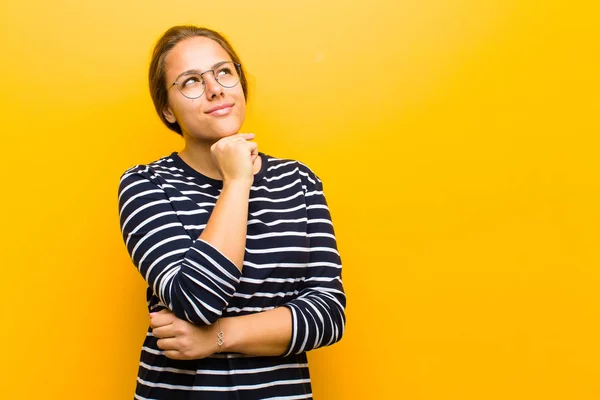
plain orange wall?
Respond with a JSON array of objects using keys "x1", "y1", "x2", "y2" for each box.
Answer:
[{"x1": 1, "y1": 1, "x2": 599, "y2": 399}]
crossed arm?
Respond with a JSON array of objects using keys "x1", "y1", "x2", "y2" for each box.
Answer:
[
  {"x1": 119, "y1": 164, "x2": 345, "y2": 360},
  {"x1": 149, "y1": 305, "x2": 292, "y2": 359}
]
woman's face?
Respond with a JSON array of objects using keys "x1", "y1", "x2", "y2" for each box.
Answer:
[{"x1": 162, "y1": 36, "x2": 246, "y2": 142}]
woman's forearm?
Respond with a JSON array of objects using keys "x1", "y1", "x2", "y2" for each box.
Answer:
[
  {"x1": 199, "y1": 180, "x2": 251, "y2": 270},
  {"x1": 220, "y1": 307, "x2": 292, "y2": 356}
]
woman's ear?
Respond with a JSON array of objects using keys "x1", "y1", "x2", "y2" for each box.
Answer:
[{"x1": 163, "y1": 106, "x2": 176, "y2": 123}]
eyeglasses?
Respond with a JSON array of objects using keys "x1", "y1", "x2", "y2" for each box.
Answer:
[{"x1": 169, "y1": 61, "x2": 242, "y2": 99}]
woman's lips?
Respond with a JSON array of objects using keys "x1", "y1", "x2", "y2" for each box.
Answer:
[{"x1": 206, "y1": 103, "x2": 233, "y2": 116}]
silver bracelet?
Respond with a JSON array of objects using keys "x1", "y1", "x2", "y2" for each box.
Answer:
[{"x1": 217, "y1": 320, "x2": 225, "y2": 353}]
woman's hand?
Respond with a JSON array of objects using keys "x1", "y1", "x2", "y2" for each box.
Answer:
[
  {"x1": 150, "y1": 309, "x2": 219, "y2": 360},
  {"x1": 210, "y1": 133, "x2": 258, "y2": 185}
]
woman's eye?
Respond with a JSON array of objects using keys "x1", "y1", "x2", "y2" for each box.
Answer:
[
  {"x1": 183, "y1": 77, "x2": 201, "y2": 87},
  {"x1": 217, "y1": 68, "x2": 232, "y2": 76}
]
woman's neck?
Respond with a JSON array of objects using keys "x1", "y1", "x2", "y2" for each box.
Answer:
[{"x1": 178, "y1": 139, "x2": 221, "y2": 180}]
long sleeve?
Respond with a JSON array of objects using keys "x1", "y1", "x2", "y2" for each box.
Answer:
[
  {"x1": 118, "y1": 166, "x2": 241, "y2": 325},
  {"x1": 283, "y1": 170, "x2": 346, "y2": 356}
]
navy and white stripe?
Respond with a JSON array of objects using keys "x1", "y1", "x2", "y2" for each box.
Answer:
[{"x1": 118, "y1": 152, "x2": 345, "y2": 399}]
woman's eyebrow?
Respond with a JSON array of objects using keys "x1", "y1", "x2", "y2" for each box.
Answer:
[
  {"x1": 176, "y1": 61, "x2": 232, "y2": 79},
  {"x1": 177, "y1": 69, "x2": 203, "y2": 78}
]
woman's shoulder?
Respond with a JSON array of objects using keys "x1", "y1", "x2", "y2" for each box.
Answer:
[
  {"x1": 261, "y1": 153, "x2": 322, "y2": 187},
  {"x1": 118, "y1": 154, "x2": 183, "y2": 196},
  {"x1": 120, "y1": 153, "x2": 178, "y2": 180}
]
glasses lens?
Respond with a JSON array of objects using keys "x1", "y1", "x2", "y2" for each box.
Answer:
[
  {"x1": 178, "y1": 73, "x2": 205, "y2": 99},
  {"x1": 176, "y1": 62, "x2": 241, "y2": 98},
  {"x1": 215, "y1": 62, "x2": 240, "y2": 88}
]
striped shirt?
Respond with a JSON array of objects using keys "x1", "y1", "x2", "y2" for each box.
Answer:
[{"x1": 118, "y1": 152, "x2": 346, "y2": 399}]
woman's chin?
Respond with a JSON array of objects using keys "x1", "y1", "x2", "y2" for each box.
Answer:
[
  {"x1": 185, "y1": 127, "x2": 242, "y2": 143},
  {"x1": 215, "y1": 124, "x2": 244, "y2": 139},
  {"x1": 210, "y1": 119, "x2": 244, "y2": 137}
]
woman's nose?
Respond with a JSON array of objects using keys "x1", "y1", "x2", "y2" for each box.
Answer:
[{"x1": 203, "y1": 72, "x2": 224, "y2": 99}]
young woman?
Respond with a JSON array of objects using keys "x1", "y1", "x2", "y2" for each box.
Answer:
[{"x1": 118, "y1": 25, "x2": 346, "y2": 399}]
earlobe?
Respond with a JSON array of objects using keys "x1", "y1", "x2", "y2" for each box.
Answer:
[{"x1": 163, "y1": 106, "x2": 177, "y2": 124}]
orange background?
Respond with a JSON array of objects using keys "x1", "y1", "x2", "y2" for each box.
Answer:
[{"x1": 1, "y1": 0, "x2": 599, "y2": 399}]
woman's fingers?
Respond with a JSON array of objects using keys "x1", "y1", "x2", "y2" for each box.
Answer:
[
  {"x1": 157, "y1": 335, "x2": 196, "y2": 360},
  {"x1": 237, "y1": 133, "x2": 255, "y2": 140},
  {"x1": 152, "y1": 324, "x2": 175, "y2": 338},
  {"x1": 246, "y1": 140, "x2": 258, "y2": 154},
  {"x1": 149, "y1": 310, "x2": 176, "y2": 329},
  {"x1": 221, "y1": 133, "x2": 254, "y2": 144},
  {"x1": 156, "y1": 337, "x2": 178, "y2": 350},
  {"x1": 211, "y1": 133, "x2": 259, "y2": 183}
]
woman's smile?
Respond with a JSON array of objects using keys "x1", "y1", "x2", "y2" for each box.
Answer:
[{"x1": 205, "y1": 103, "x2": 234, "y2": 115}]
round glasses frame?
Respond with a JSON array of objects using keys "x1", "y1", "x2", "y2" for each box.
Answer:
[{"x1": 169, "y1": 61, "x2": 242, "y2": 99}]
